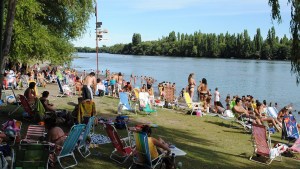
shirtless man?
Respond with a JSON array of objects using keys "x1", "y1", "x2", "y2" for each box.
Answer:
[{"x1": 82, "y1": 72, "x2": 96, "y2": 100}]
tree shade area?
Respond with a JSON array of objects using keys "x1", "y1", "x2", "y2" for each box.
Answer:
[
  {"x1": 2, "y1": 0, "x2": 94, "y2": 67},
  {"x1": 95, "y1": 27, "x2": 291, "y2": 61}
]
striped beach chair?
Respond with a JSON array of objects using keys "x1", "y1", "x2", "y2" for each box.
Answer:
[{"x1": 130, "y1": 131, "x2": 165, "y2": 169}]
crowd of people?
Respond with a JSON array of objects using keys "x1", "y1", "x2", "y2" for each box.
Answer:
[{"x1": 2, "y1": 63, "x2": 300, "y2": 168}]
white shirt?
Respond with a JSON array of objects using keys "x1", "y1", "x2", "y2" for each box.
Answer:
[{"x1": 214, "y1": 91, "x2": 220, "y2": 102}]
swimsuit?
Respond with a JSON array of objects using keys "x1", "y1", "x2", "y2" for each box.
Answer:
[{"x1": 82, "y1": 85, "x2": 93, "y2": 100}]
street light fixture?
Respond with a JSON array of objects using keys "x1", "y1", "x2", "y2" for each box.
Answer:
[{"x1": 95, "y1": 2, "x2": 108, "y2": 78}]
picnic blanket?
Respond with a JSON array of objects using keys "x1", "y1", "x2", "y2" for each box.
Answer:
[{"x1": 90, "y1": 134, "x2": 111, "y2": 145}]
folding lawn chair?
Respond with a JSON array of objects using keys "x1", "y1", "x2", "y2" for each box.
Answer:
[
  {"x1": 57, "y1": 124, "x2": 86, "y2": 169},
  {"x1": 2, "y1": 119, "x2": 22, "y2": 145},
  {"x1": 103, "y1": 122, "x2": 133, "y2": 164},
  {"x1": 183, "y1": 92, "x2": 201, "y2": 115},
  {"x1": 12, "y1": 143, "x2": 50, "y2": 169},
  {"x1": 16, "y1": 95, "x2": 35, "y2": 116},
  {"x1": 118, "y1": 92, "x2": 137, "y2": 115},
  {"x1": 249, "y1": 123, "x2": 282, "y2": 165},
  {"x1": 290, "y1": 138, "x2": 300, "y2": 152},
  {"x1": 56, "y1": 77, "x2": 73, "y2": 97},
  {"x1": 77, "y1": 100, "x2": 96, "y2": 124},
  {"x1": 282, "y1": 114, "x2": 299, "y2": 141},
  {"x1": 139, "y1": 92, "x2": 157, "y2": 115},
  {"x1": 266, "y1": 107, "x2": 279, "y2": 119},
  {"x1": 129, "y1": 131, "x2": 166, "y2": 169},
  {"x1": 21, "y1": 125, "x2": 45, "y2": 144},
  {"x1": 77, "y1": 116, "x2": 95, "y2": 158}
]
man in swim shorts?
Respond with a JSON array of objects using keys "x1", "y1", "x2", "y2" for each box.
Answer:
[{"x1": 82, "y1": 72, "x2": 96, "y2": 100}]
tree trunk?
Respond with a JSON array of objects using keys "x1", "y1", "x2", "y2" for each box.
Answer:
[{"x1": 0, "y1": 0, "x2": 17, "y2": 98}]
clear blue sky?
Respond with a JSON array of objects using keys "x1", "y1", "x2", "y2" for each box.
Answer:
[{"x1": 72, "y1": 0, "x2": 292, "y2": 48}]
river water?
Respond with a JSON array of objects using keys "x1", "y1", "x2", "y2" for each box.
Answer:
[{"x1": 72, "y1": 53, "x2": 300, "y2": 114}]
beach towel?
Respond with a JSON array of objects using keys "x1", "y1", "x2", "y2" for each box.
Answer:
[
  {"x1": 77, "y1": 101, "x2": 96, "y2": 123},
  {"x1": 282, "y1": 115, "x2": 299, "y2": 140},
  {"x1": 90, "y1": 134, "x2": 111, "y2": 145},
  {"x1": 36, "y1": 99, "x2": 46, "y2": 121}
]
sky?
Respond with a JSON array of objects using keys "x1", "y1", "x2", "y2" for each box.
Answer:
[{"x1": 72, "y1": 0, "x2": 292, "y2": 48}]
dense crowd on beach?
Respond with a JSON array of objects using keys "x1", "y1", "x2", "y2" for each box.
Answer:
[{"x1": 1, "y1": 63, "x2": 300, "y2": 168}]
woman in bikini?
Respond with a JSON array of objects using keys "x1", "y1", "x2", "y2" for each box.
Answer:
[
  {"x1": 187, "y1": 73, "x2": 196, "y2": 100},
  {"x1": 199, "y1": 78, "x2": 208, "y2": 102}
]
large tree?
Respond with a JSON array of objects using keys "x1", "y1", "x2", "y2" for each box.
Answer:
[
  {"x1": 2, "y1": 0, "x2": 94, "y2": 68},
  {"x1": 0, "y1": 0, "x2": 94, "y2": 98},
  {"x1": 268, "y1": 0, "x2": 300, "y2": 84}
]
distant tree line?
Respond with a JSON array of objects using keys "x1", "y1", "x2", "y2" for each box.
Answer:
[{"x1": 93, "y1": 27, "x2": 291, "y2": 60}]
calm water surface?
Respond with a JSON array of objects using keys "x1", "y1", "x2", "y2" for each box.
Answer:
[{"x1": 72, "y1": 53, "x2": 300, "y2": 115}]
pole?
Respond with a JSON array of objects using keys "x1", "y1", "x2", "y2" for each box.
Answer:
[
  {"x1": 95, "y1": 1, "x2": 99, "y2": 78},
  {"x1": 0, "y1": 0, "x2": 4, "y2": 99}
]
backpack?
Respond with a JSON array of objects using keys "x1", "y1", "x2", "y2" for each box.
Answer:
[{"x1": 114, "y1": 115, "x2": 129, "y2": 129}]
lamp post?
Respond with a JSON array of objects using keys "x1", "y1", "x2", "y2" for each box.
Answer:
[{"x1": 95, "y1": 1, "x2": 99, "y2": 78}]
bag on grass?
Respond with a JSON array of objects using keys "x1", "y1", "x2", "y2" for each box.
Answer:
[{"x1": 114, "y1": 115, "x2": 129, "y2": 129}]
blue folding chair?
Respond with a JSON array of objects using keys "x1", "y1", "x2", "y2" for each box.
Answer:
[
  {"x1": 57, "y1": 124, "x2": 86, "y2": 169},
  {"x1": 57, "y1": 77, "x2": 63, "y2": 94},
  {"x1": 118, "y1": 92, "x2": 137, "y2": 115},
  {"x1": 77, "y1": 116, "x2": 95, "y2": 158}
]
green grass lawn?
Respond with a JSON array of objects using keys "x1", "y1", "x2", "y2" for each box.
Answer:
[{"x1": 0, "y1": 84, "x2": 299, "y2": 169}]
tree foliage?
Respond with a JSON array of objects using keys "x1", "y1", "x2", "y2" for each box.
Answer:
[
  {"x1": 268, "y1": 0, "x2": 300, "y2": 84},
  {"x1": 103, "y1": 27, "x2": 291, "y2": 61},
  {"x1": 3, "y1": 0, "x2": 94, "y2": 67}
]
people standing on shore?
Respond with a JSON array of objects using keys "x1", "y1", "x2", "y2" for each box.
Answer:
[
  {"x1": 214, "y1": 88, "x2": 220, "y2": 107},
  {"x1": 110, "y1": 76, "x2": 117, "y2": 97},
  {"x1": 82, "y1": 72, "x2": 96, "y2": 100},
  {"x1": 117, "y1": 72, "x2": 123, "y2": 94},
  {"x1": 187, "y1": 73, "x2": 196, "y2": 100},
  {"x1": 199, "y1": 78, "x2": 208, "y2": 102}
]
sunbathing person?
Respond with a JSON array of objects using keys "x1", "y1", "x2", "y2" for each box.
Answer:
[
  {"x1": 277, "y1": 106, "x2": 290, "y2": 123},
  {"x1": 24, "y1": 81, "x2": 37, "y2": 106},
  {"x1": 141, "y1": 125, "x2": 171, "y2": 159},
  {"x1": 74, "y1": 76, "x2": 83, "y2": 95},
  {"x1": 40, "y1": 91, "x2": 56, "y2": 112},
  {"x1": 254, "y1": 102, "x2": 281, "y2": 131},
  {"x1": 233, "y1": 98, "x2": 259, "y2": 124},
  {"x1": 45, "y1": 118, "x2": 66, "y2": 167}
]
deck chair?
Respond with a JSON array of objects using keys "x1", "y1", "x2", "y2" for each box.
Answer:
[
  {"x1": 77, "y1": 116, "x2": 95, "y2": 158},
  {"x1": 290, "y1": 138, "x2": 300, "y2": 152},
  {"x1": 266, "y1": 107, "x2": 278, "y2": 119},
  {"x1": 1, "y1": 119, "x2": 22, "y2": 145},
  {"x1": 118, "y1": 92, "x2": 137, "y2": 115},
  {"x1": 103, "y1": 122, "x2": 133, "y2": 164},
  {"x1": 56, "y1": 78, "x2": 73, "y2": 97},
  {"x1": 139, "y1": 92, "x2": 157, "y2": 115},
  {"x1": 21, "y1": 125, "x2": 45, "y2": 144},
  {"x1": 249, "y1": 123, "x2": 282, "y2": 165},
  {"x1": 282, "y1": 114, "x2": 299, "y2": 141},
  {"x1": 13, "y1": 143, "x2": 50, "y2": 169},
  {"x1": 183, "y1": 92, "x2": 201, "y2": 115},
  {"x1": 57, "y1": 124, "x2": 86, "y2": 169},
  {"x1": 130, "y1": 131, "x2": 165, "y2": 169},
  {"x1": 77, "y1": 100, "x2": 96, "y2": 124},
  {"x1": 17, "y1": 95, "x2": 36, "y2": 119}
]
